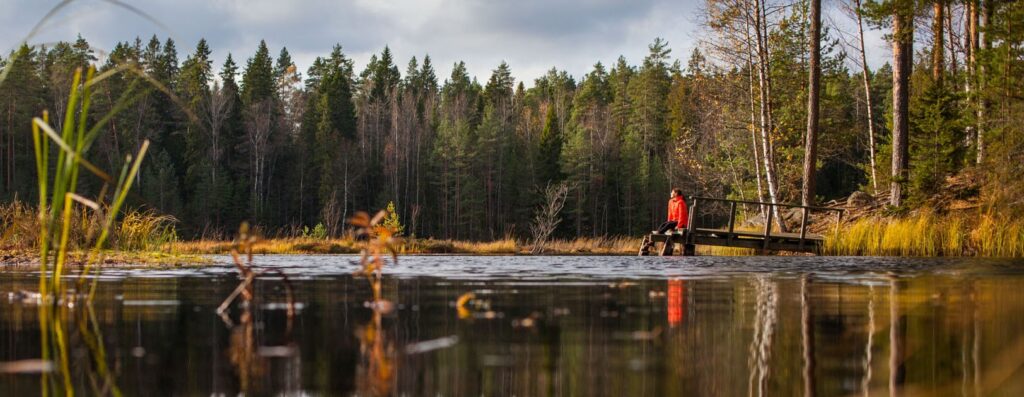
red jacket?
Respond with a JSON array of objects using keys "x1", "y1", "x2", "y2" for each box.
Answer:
[{"x1": 668, "y1": 196, "x2": 688, "y2": 228}]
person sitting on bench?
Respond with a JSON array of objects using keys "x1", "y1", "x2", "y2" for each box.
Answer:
[{"x1": 657, "y1": 188, "x2": 688, "y2": 234}]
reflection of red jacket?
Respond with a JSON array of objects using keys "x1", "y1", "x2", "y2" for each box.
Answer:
[{"x1": 668, "y1": 196, "x2": 688, "y2": 227}]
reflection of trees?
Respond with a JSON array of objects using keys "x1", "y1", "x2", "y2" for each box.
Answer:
[
  {"x1": 889, "y1": 276, "x2": 904, "y2": 397},
  {"x1": 747, "y1": 276, "x2": 777, "y2": 397},
  {"x1": 862, "y1": 285, "x2": 875, "y2": 397},
  {"x1": 801, "y1": 275, "x2": 815, "y2": 397}
]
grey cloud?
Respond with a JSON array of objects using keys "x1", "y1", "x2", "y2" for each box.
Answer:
[{"x1": 0, "y1": 0, "x2": 885, "y2": 87}]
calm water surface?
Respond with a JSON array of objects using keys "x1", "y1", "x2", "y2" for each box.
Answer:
[{"x1": 3, "y1": 255, "x2": 1024, "y2": 396}]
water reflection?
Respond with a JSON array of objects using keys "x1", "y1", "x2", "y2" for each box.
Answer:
[
  {"x1": 1, "y1": 256, "x2": 1023, "y2": 396},
  {"x1": 667, "y1": 279, "x2": 684, "y2": 327}
]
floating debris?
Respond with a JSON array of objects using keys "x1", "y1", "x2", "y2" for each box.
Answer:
[
  {"x1": 262, "y1": 302, "x2": 306, "y2": 311},
  {"x1": 258, "y1": 345, "x2": 298, "y2": 358},
  {"x1": 6, "y1": 290, "x2": 41, "y2": 304},
  {"x1": 405, "y1": 336, "x2": 459, "y2": 354},
  {"x1": 456, "y1": 292, "x2": 494, "y2": 319},
  {"x1": 481, "y1": 355, "x2": 515, "y2": 367},
  {"x1": 364, "y1": 299, "x2": 395, "y2": 314},
  {"x1": 513, "y1": 311, "x2": 544, "y2": 328},
  {"x1": 512, "y1": 317, "x2": 536, "y2": 328},
  {"x1": 122, "y1": 299, "x2": 181, "y2": 306},
  {"x1": 613, "y1": 327, "x2": 663, "y2": 341},
  {"x1": 0, "y1": 359, "x2": 55, "y2": 374},
  {"x1": 474, "y1": 311, "x2": 503, "y2": 319}
]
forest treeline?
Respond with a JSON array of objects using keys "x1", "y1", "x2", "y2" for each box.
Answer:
[{"x1": 0, "y1": 0, "x2": 1021, "y2": 240}]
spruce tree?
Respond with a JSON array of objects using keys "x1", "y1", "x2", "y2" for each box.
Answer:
[
  {"x1": 537, "y1": 106, "x2": 563, "y2": 184},
  {"x1": 180, "y1": 39, "x2": 216, "y2": 228},
  {"x1": 0, "y1": 45, "x2": 45, "y2": 197},
  {"x1": 219, "y1": 53, "x2": 247, "y2": 227}
]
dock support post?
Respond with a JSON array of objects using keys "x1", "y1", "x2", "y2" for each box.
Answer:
[
  {"x1": 660, "y1": 234, "x2": 675, "y2": 256},
  {"x1": 762, "y1": 203, "x2": 774, "y2": 252}
]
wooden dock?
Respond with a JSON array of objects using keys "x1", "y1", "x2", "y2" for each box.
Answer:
[{"x1": 638, "y1": 196, "x2": 844, "y2": 256}]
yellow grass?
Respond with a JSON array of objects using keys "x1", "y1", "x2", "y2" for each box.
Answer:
[
  {"x1": 825, "y1": 209, "x2": 1024, "y2": 257},
  {"x1": 173, "y1": 237, "x2": 361, "y2": 255},
  {"x1": 170, "y1": 235, "x2": 761, "y2": 256}
]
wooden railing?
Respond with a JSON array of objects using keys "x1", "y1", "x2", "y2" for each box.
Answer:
[{"x1": 685, "y1": 196, "x2": 845, "y2": 251}]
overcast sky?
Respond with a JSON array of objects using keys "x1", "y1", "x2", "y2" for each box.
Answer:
[{"x1": 1, "y1": 0, "x2": 890, "y2": 86}]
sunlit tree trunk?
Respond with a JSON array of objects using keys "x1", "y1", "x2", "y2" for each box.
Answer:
[
  {"x1": 976, "y1": 0, "x2": 990, "y2": 164},
  {"x1": 933, "y1": 1, "x2": 946, "y2": 86},
  {"x1": 966, "y1": 0, "x2": 978, "y2": 159},
  {"x1": 744, "y1": 2, "x2": 767, "y2": 215},
  {"x1": 890, "y1": 4, "x2": 913, "y2": 207},
  {"x1": 753, "y1": 0, "x2": 784, "y2": 225},
  {"x1": 945, "y1": 2, "x2": 958, "y2": 90},
  {"x1": 802, "y1": 0, "x2": 822, "y2": 206},
  {"x1": 854, "y1": 0, "x2": 880, "y2": 194}
]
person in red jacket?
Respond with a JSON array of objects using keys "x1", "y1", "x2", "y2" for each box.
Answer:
[{"x1": 657, "y1": 188, "x2": 688, "y2": 233}]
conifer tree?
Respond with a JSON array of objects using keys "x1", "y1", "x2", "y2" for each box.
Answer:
[
  {"x1": 537, "y1": 106, "x2": 563, "y2": 185},
  {"x1": 239, "y1": 40, "x2": 278, "y2": 219}
]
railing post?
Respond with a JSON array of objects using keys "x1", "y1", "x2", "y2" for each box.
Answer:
[
  {"x1": 686, "y1": 197, "x2": 697, "y2": 245},
  {"x1": 799, "y1": 207, "x2": 808, "y2": 250},
  {"x1": 763, "y1": 203, "x2": 774, "y2": 251},
  {"x1": 727, "y1": 201, "x2": 737, "y2": 243}
]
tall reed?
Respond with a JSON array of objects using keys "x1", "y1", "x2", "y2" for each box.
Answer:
[{"x1": 31, "y1": 66, "x2": 149, "y2": 396}]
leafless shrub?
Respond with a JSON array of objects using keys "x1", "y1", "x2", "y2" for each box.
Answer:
[{"x1": 530, "y1": 181, "x2": 574, "y2": 254}]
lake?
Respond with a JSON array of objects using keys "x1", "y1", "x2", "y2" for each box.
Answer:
[{"x1": 3, "y1": 255, "x2": 1024, "y2": 396}]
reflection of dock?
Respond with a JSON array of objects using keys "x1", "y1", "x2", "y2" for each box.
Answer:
[{"x1": 639, "y1": 197, "x2": 844, "y2": 255}]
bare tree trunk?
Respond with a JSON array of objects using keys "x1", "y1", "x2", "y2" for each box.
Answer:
[
  {"x1": 754, "y1": 0, "x2": 784, "y2": 226},
  {"x1": 343, "y1": 159, "x2": 350, "y2": 234},
  {"x1": 855, "y1": 0, "x2": 880, "y2": 194},
  {"x1": 976, "y1": 0, "x2": 990, "y2": 164},
  {"x1": 744, "y1": 4, "x2": 767, "y2": 216},
  {"x1": 933, "y1": 1, "x2": 946, "y2": 86},
  {"x1": 802, "y1": 0, "x2": 822, "y2": 207},
  {"x1": 946, "y1": 2, "x2": 958, "y2": 89},
  {"x1": 891, "y1": 6, "x2": 913, "y2": 207},
  {"x1": 966, "y1": 0, "x2": 978, "y2": 158}
]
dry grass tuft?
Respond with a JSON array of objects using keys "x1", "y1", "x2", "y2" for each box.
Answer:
[{"x1": 1, "y1": 200, "x2": 180, "y2": 253}]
